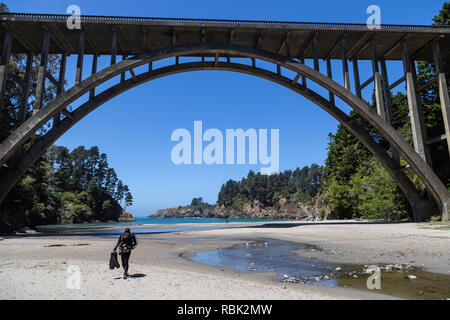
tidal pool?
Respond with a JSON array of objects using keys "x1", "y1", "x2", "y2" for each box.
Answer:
[
  {"x1": 190, "y1": 238, "x2": 450, "y2": 300},
  {"x1": 191, "y1": 238, "x2": 338, "y2": 286}
]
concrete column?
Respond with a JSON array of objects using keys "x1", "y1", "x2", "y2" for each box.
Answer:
[
  {"x1": 0, "y1": 30, "x2": 12, "y2": 109},
  {"x1": 380, "y1": 58, "x2": 400, "y2": 165},
  {"x1": 89, "y1": 54, "x2": 98, "y2": 100},
  {"x1": 433, "y1": 42, "x2": 450, "y2": 156},
  {"x1": 285, "y1": 34, "x2": 290, "y2": 58},
  {"x1": 326, "y1": 58, "x2": 335, "y2": 107},
  {"x1": 34, "y1": 31, "x2": 50, "y2": 112},
  {"x1": 341, "y1": 38, "x2": 350, "y2": 91},
  {"x1": 75, "y1": 32, "x2": 85, "y2": 84},
  {"x1": 371, "y1": 40, "x2": 386, "y2": 120},
  {"x1": 53, "y1": 53, "x2": 67, "y2": 126},
  {"x1": 352, "y1": 58, "x2": 361, "y2": 98},
  {"x1": 401, "y1": 40, "x2": 432, "y2": 165},
  {"x1": 17, "y1": 53, "x2": 32, "y2": 123},
  {"x1": 121, "y1": 54, "x2": 127, "y2": 83},
  {"x1": 300, "y1": 58, "x2": 306, "y2": 87},
  {"x1": 313, "y1": 36, "x2": 319, "y2": 71},
  {"x1": 111, "y1": 31, "x2": 117, "y2": 65},
  {"x1": 142, "y1": 28, "x2": 149, "y2": 54}
]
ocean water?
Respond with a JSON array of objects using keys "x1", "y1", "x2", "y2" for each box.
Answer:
[
  {"x1": 38, "y1": 217, "x2": 290, "y2": 228},
  {"x1": 33, "y1": 217, "x2": 290, "y2": 236},
  {"x1": 133, "y1": 217, "x2": 291, "y2": 225}
]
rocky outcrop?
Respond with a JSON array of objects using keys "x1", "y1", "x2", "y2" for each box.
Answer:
[
  {"x1": 152, "y1": 206, "x2": 217, "y2": 218},
  {"x1": 151, "y1": 198, "x2": 321, "y2": 220},
  {"x1": 118, "y1": 210, "x2": 135, "y2": 222}
]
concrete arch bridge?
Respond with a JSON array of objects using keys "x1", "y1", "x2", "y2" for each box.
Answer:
[{"x1": 0, "y1": 13, "x2": 449, "y2": 221}]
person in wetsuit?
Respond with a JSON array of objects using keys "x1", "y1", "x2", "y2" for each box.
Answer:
[{"x1": 113, "y1": 228, "x2": 137, "y2": 279}]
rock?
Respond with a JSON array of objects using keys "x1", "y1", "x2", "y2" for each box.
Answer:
[
  {"x1": 118, "y1": 211, "x2": 135, "y2": 222},
  {"x1": 313, "y1": 276, "x2": 323, "y2": 282},
  {"x1": 364, "y1": 266, "x2": 380, "y2": 274},
  {"x1": 19, "y1": 227, "x2": 37, "y2": 234},
  {"x1": 407, "y1": 275, "x2": 417, "y2": 280},
  {"x1": 0, "y1": 237, "x2": 3, "y2": 241},
  {"x1": 151, "y1": 197, "x2": 317, "y2": 220}
]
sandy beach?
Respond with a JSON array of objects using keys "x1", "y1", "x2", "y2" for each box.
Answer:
[{"x1": 0, "y1": 220, "x2": 449, "y2": 300}]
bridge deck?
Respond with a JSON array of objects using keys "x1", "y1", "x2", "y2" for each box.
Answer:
[{"x1": 1, "y1": 12, "x2": 449, "y2": 61}]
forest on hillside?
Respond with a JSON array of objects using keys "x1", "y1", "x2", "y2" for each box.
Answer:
[
  {"x1": 213, "y1": 3, "x2": 450, "y2": 221},
  {"x1": 0, "y1": 145, "x2": 133, "y2": 233}
]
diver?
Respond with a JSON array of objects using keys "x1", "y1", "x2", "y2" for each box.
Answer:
[{"x1": 113, "y1": 228, "x2": 137, "y2": 279}]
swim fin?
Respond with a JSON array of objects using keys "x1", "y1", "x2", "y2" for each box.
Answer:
[{"x1": 109, "y1": 251, "x2": 120, "y2": 269}]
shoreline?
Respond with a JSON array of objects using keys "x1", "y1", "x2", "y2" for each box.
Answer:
[{"x1": 1, "y1": 220, "x2": 449, "y2": 299}]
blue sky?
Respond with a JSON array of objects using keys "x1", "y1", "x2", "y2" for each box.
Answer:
[{"x1": 7, "y1": 0, "x2": 446, "y2": 216}]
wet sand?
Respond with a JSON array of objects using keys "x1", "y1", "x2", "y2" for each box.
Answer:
[{"x1": 0, "y1": 220, "x2": 448, "y2": 299}]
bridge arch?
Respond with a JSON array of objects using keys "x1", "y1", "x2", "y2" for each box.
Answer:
[{"x1": 0, "y1": 43, "x2": 448, "y2": 221}]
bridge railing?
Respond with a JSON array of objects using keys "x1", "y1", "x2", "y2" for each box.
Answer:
[{"x1": 1, "y1": 12, "x2": 450, "y2": 32}]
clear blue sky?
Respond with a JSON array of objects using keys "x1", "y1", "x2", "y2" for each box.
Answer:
[{"x1": 8, "y1": 0, "x2": 446, "y2": 216}]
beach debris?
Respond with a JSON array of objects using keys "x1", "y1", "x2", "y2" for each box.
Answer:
[
  {"x1": 245, "y1": 254, "x2": 252, "y2": 257},
  {"x1": 352, "y1": 274, "x2": 359, "y2": 279},
  {"x1": 335, "y1": 267, "x2": 342, "y2": 271},
  {"x1": 364, "y1": 266, "x2": 381, "y2": 274},
  {"x1": 312, "y1": 276, "x2": 323, "y2": 282},
  {"x1": 264, "y1": 242, "x2": 268, "y2": 247},
  {"x1": 0, "y1": 237, "x2": 3, "y2": 241},
  {"x1": 323, "y1": 275, "x2": 330, "y2": 280},
  {"x1": 283, "y1": 274, "x2": 289, "y2": 280},
  {"x1": 286, "y1": 277, "x2": 300, "y2": 283},
  {"x1": 407, "y1": 275, "x2": 417, "y2": 280}
]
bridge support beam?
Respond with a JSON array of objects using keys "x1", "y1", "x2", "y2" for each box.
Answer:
[
  {"x1": 75, "y1": 32, "x2": 85, "y2": 84},
  {"x1": 18, "y1": 53, "x2": 33, "y2": 124},
  {"x1": 54, "y1": 52, "x2": 67, "y2": 125},
  {"x1": 433, "y1": 42, "x2": 450, "y2": 156},
  {"x1": 341, "y1": 38, "x2": 350, "y2": 91},
  {"x1": 89, "y1": 54, "x2": 98, "y2": 100},
  {"x1": 326, "y1": 58, "x2": 335, "y2": 107},
  {"x1": 371, "y1": 40, "x2": 386, "y2": 120},
  {"x1": 0, "y1": 30, "x2": 12, "y2": 110},
  {"x1": 34, "y1": 31, "x2": 50, "y2": 113},
  {"x1": 401, "y1": 40, "x2": 432, "y2": 166},
  {"x1": 380, "y1": 58, "x2": 400, "y2": 165}
]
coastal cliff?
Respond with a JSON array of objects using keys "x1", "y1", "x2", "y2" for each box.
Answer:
[{"x1": 151, "y1": 198, "x2": 321, "y2": 220}]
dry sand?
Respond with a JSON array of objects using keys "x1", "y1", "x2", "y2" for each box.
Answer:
[{"x1": 0, "y1": 220, "x2": 448, "y2": 300}]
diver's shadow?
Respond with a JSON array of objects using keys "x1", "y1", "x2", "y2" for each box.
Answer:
[
  {"x1": 113, "y1": 274, "x2": 146, "y2": 280},
  {"x1": 129, "y1": 273, "x2": 146, "y2": 278}
]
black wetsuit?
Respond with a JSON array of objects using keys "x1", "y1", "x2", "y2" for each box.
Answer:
[{"x1": 114, "y1": 233, "x2": 137, "y2": 275}]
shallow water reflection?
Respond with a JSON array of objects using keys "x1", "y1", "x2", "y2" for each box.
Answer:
[
  {"x1": 190, "y1": 238, "x2": 450, "y2": 299},
  {"x1": 191, "y1": 238, "x2": 338, "y2": 286}
]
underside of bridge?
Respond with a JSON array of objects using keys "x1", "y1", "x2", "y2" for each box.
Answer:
[{"x1": 0, "y1": 13, "x2": 449, "y2": 221}]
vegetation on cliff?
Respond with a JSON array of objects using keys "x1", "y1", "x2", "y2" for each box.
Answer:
[
  {"x1": 319, "y1": 2, "x2": 450, "y2": 221},
  {"x1": 0, "y1": 145, "x2": 133, "y2": 233}
]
